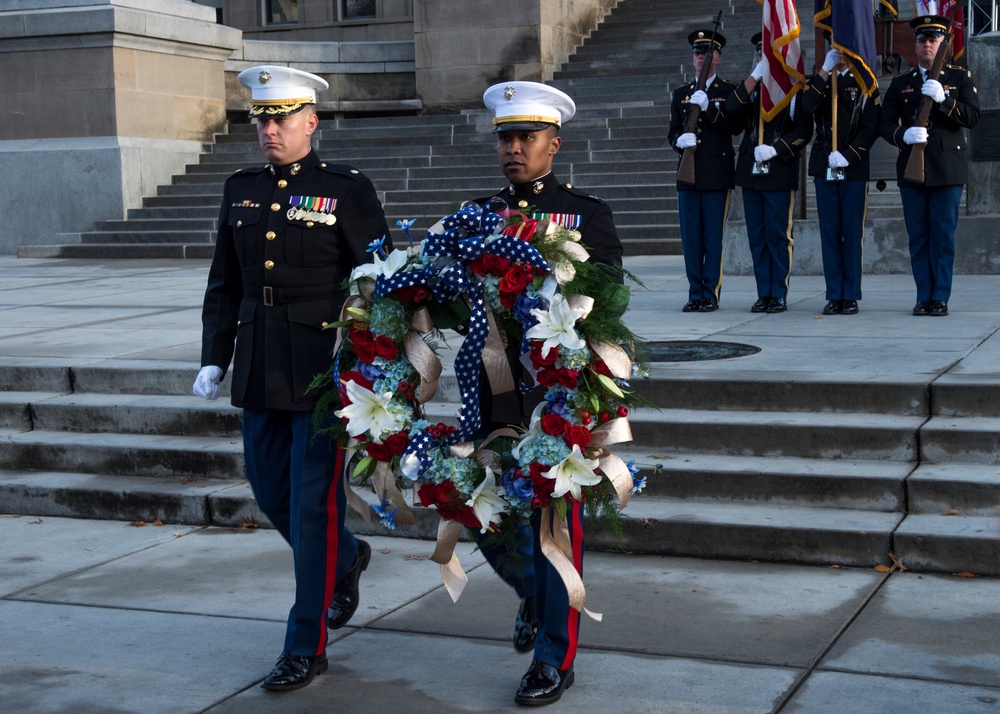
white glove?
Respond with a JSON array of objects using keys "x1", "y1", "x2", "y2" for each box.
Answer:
[
  {"x1": 922, "y1": 79, "x2": 945, "y2": 103},
  {"x1": 689, "y1": 90, "x2": 709, "y2": 111},
  {"x1": 822, "y1": 49, "x2": 841, "y2": 73},
  {"x1": 193, "y1": 365, "x2": 223, "y2": 400},
  {"x1": 677, "y1": 132, "x2": 698, "y2": 149},
  {"x1": 903, "y1": 126, "x2": 928, "y2": 145},
  {"x1": 754, "y1": 144, "x2": 778, "y2": 162},
  {"x1": 751, "y1": 59, "x2": 766, "y2": 81},
  {"x1": 828, "y1": 151, "x2": 849, "y2": 169}
]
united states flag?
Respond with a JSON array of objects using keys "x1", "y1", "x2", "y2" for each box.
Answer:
[{"x1": 758, "y1": 0, "x2": 805, "y2": 121}]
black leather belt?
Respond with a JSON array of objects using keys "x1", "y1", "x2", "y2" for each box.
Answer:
[{"x1": 245, "y1": 284, "x2": 335, "y2": 306}]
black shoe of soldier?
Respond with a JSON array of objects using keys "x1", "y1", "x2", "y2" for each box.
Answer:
[{"x1": 327, "y1": 539, "x2": 371, "y2": 630}]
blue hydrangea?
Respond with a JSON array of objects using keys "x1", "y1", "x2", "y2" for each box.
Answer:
[
  {"x1": 369, "y1": 298, "x2": 409, "y2": 341},
  {"x1": 517, "y1": 432, "x2": 571, "y2": 469},
  {"x1": 560, "y1": 346, "x2": 592, "y2": 371}
]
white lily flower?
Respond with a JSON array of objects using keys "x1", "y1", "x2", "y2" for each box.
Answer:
[
  {"x1": 526, "y1": 293, "x2": 587, "y2": 357},
  {"x1": 349, "y1": 249, "x2": 410, "y2": 282},
  {"x1": 334, "y1": 380, "x2": 400, "y2": 440},
  {"x1": 466, "y1": 468, "x2": 508, "y2": 533},
  {"x1": 545, "y1": 444, "x2": 602, "y2": 500}
]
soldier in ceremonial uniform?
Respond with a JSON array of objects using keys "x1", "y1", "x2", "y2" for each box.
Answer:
[
  {"x1": 725, "y1": 33, "x2": 813, "y2": 313},
  {"x1": 668, "y1": 29, "x2": 740, "y2": 312},
  {"x1": 879, "y1": 15, "x2": 980, "y2": 316},
  {"x1": 800, "y1": 46, "x2": 881, "y2": 315},
  {"x1": 474, "y1": 81, "x2": 624, "y2": 707},
  {"x1": 193, "y1": 66, "x2": 390, "y2": 691}
]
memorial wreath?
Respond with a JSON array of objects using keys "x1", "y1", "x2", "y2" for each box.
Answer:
[{"x1": 312, "y1": 201, "x2": 649, "y2": 608}]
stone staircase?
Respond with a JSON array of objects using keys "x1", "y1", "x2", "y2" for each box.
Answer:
[
  {"x1": 21, "y1": 0, "x2": 904, "y2": 261},
  {"x1": 2, "y1": 356, "x2": 998, "y2": 575}
]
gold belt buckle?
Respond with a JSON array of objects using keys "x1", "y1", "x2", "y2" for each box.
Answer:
[{"x1": 263, "y1": 286, "x2": 274, "y2": 307}]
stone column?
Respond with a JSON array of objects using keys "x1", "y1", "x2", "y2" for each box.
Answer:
[
  {"x1": 967, "y1": 32, "x2": 1000, "y2": 216},
  {"x1": 0, "y1": 0, "x2": 241, "y2": 252}
]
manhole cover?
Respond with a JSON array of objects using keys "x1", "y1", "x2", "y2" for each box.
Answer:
[{"x1": 646, "y1": 341, "x2": 760, "y2": 362}]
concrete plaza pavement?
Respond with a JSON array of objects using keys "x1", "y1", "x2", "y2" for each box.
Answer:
[{"x1": 1, "y1": 254, "x2": 1000, "y2": 712}]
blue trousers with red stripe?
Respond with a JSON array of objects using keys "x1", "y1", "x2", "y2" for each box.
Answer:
[
  {"x1": 533, "y1": 503, "x2": 584, "y2": 670},
  {"x1": 242, "y1": 408, "x2": 359, "y2": 657}
]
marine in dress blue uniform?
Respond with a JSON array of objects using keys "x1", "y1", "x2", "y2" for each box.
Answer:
[
  {"x1": 878, "y1": 15, "x2": 980, "y2": 316},
  {"x1": 725, "y1": 33, "x2": 813, "y2": 313},
  {"x1": 667, "y1": 29, "x2": 739, "y2": 312},
  {"x1": 473, "y1": 81, "x2": 624, "y2": 707},
  {"x1": 194, "y1": 66, "x2": 390, "y2": 691},
  {"x1": 800, "y1": 48, "x2": 882, "y2": 315}
]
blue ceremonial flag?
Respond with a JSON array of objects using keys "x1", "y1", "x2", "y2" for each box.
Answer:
[{"x1": 813, "y1": 0, "x2": 878, "y2": 96}]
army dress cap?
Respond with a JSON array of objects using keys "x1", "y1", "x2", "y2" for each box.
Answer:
[
  {"x1": 484, "y1": 81, "x2": 576, "y2": 133},
  {"x1": 910, "y1": 14, "x2": 951, "y2": 39},
  {"x1": 688, "y1": 30, "x2": 727, "y2": 53},
  {"x1": 751, "y1": 32, "x2": 763, "y2": 51},
  {"x1": 238, "y1": 65, "x2": 329, "y2": 118}
]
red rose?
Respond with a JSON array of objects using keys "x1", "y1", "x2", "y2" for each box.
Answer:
[
  {"x1": 528, "y1": 462, "x2": 555, "y2": 507},
  {"x1": 499, "y1": 264, "x2": 534, "y2": 294},
  {"x1": 499, "y1": 290, "x2": 518, "y2": 309},
  {"x1": 536, "y1": 368, "x2": 559, "y2": 388},
  {"x1": 541, "y1": 413, "x2": 567, "y2": 435},
  {"x1": 366, "y1": 443, "x2": 392, "y2": 462},
  {"x1": 556, "y1": 369, "x2": 579, "y2": 390},
  {"x1": 351, "y1": 327, "x2": 374, "y2": 346},
  {"x1": 563, "y1": 425, "x2": 591, "y2": 449},
  {"x1": 354, "y1": 341, "x2": 376, "y2": 364},
  {"x1": 374, "y1": 335, "x2": 399, "y2": 360},
  {"x1": 530, "y1": 343, "x2": 559, "y2": 369},
  {"x1": 384, "y1": 431, "x2": 410, "y2": 456}
]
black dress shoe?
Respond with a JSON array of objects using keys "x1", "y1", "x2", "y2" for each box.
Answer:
[
  {"x1": 514, "y1": 659, "x2": 575, "y2": 706},
  {"x1": 840, "y1": 300, "x2": 859, "y2": 315},
  {"x1": 682, "y1": 299, "x2": 701, "y2": 312},
  {"x1": 261, "y1": 652, "x2": 328, "y2": 691},
  {"x1": 912, "y1": 301, "x2": 931, "y2": 316},
  {"x1": 751, "y1": 297, "x2": 770, "y2": 313},
  {"x1": 822, "y1": 300, "x2": 842, "y2": 315},
  {"x1": 327, "y1": 539, "x2": 371, "y2": 630},
  {"x1": 929, "y1": 300, "x2": 948, "y2": 316},
  {"x1": 698, "y1": 298, "x2": 719, "y2": 312},
  {"x1": 513, "y1": 597, "x2": 538, "y2": 653},
  {"x1": 766, "y1": 297, "x2": 787, "y2": 313}
]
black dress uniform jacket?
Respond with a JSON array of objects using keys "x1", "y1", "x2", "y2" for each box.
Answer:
[
  {"x1": 800, "y1": 70, "x2": 882, "y2": 181},
  {"x1": 202, "y1": 149, "x2": 390, "y2": 411},
  {"x1": 474, "y1": 171, "x2": 624, "y2": 425},
  {"x1": 879, "y1": 65, "x2": 980, "y2": 188},
  {"x1": 725, "y1": 82, "x2": 814, "y2": 191},
  {"x1": 667, "y1": 76, "x2": 741, "y2": 190}
]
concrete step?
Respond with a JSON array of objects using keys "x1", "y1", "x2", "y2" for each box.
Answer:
[
  {"x1": 621, "y1": 450, "x2": 909, "y2": 511},
  {"x1": 0, "y1": 429, "x2": 243, "y2": 479},
  {"x1": 907, "y1": 463, "x2": 1000, "y2": 516}
]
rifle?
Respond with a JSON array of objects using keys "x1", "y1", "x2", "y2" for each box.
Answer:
[
  {"x1": 903, "y1": 17, "x2": 955, "y2": 183},
  {"x1": 677, "y1": 10, "x2": 724, "y2": 185}
]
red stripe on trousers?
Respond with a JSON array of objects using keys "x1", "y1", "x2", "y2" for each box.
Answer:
[
  {"x1": 316, "y1": 445, "x2": 344, "y2": 656},
  {"x1": 560, "y1": 501, "x2": 584, "y2": 670}
]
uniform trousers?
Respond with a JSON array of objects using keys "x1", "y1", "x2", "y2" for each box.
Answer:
[
  {"x1": 741, "y1": 188, "x2": 796, "y2": 300},
  {"x1": 477, "y1": 503, "x2": 584, "y2": 669},
  {"x1": 899, "y1": 185, "x2": 964, "y2": 302},
  {"x1": 678, "y1": 189, "x2": 731, "y2": 303},
  {"x1": 814, "y1": 178, "x2": 867, "y2": 301},
  {"x1": 242, "y1": 408, "x2": 359, "y2": 657}
]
